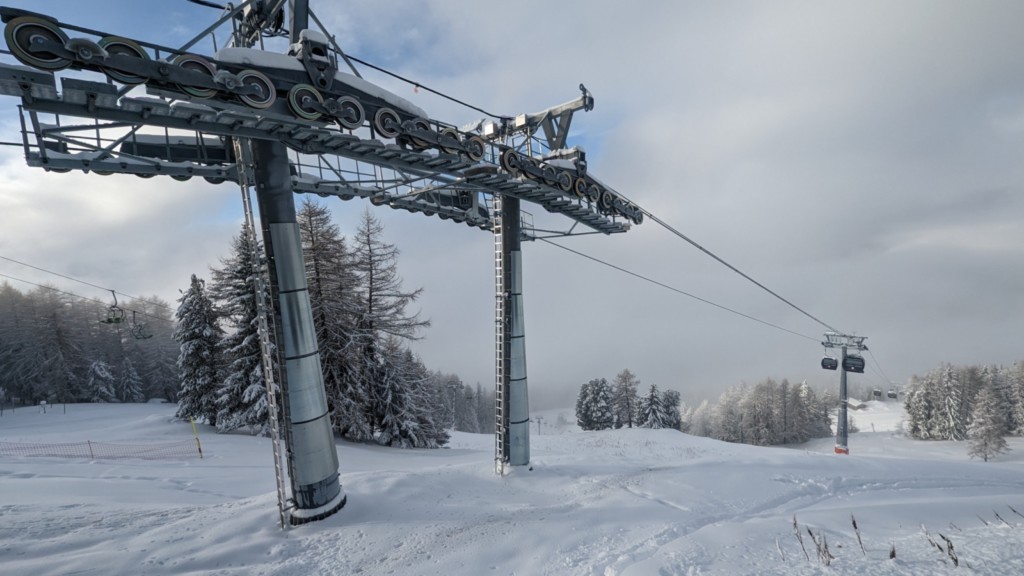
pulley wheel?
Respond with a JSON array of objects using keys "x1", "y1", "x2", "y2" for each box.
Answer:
[
  {"x1": 573, "y1": 177, "x2": 588, "y2": 199},
  {"x1": 4, "y1": 16, "x2": 71, "y2": 71},
  {"x1": 438, "y1": 128, "x2": 461, "y2": 155},
  {"x1": 556, "y1": 171, "x2": 573, "y2": 192},
  {"x1": 631, "y1": 206, "x2": 644, "y2": 225},
  {"x1": 237, "y1": 69, "x2": 276, "y2": 109},
  {"x1": 172, "y1": 54, "x2": 217, "y2": 99},
  {"x1": 334, "y1": 96, "x2": 365, "y2": 130},
  {"x1": 98, "y1": 36, "x2": 149, "y2": 85},
  {"x1": 499, "y1": 149, "x2": 520, "y2": 174},
  {"x1": 373, "y1": 107, "x2": 401, "y2": 139},
  {"x1": 586, "y1": 183, "x2": 602, "y2": 203},
  {"x1": 541, "y1": 165, "x2": 558, "y2": 186},
  {"x1": 408, "y1": 117, "x2": 432, "y2": 150},
  {"x1": 287, "y1": 83, "x2": 323, "y2": 121},
  {"x1": 171, "y1": 173, "x2": 193, "y2": 181},
  {"x1": 464, "y1": 135, "x2": 486, "y2": 162},
  {"x1": 600, "y1": 190, "x2": 614, "y2": 212},
  {"x1": 522, "y1": 157, "x2": 541, "y2": 181}
]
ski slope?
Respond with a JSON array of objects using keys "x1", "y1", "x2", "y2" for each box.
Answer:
[{"x1": 1, "y1": 401, "x2": 1023, "y2": 575}]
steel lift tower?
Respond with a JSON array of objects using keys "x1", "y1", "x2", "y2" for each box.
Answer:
[
  {"x1": 820, "y1": 332, "x2": 867, "y2": 455},
  {"x1": 0, "y1": 0, "x2": 640, "y2": 523}
]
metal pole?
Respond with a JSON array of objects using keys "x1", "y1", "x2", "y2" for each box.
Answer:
[
  {"x1": 503, "y1": 196, "x2": 530, "y2": 466},
  {"x1": 835, "y1": 344, "x2": 849, "y2": 455},
  {"x1": 289, "y1": 0, "x2": 310, "y2": 40},
  {"x1": 252, "y1": 138, "x2": 344, "y2": 523}
]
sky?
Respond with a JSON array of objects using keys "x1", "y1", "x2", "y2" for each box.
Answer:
[{"x1": 0, "y1": 1, "x2": 1023, "y2": 408}]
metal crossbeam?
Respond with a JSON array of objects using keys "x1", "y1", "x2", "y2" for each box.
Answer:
[{"x1": 1, "y1": 64, "x2": 632, "y2": 236}]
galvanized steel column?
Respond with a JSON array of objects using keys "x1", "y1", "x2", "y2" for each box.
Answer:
[
  {"x1": 252, "y1": 138, "x2": 345, "y2": 522},
  {"x1": 503, "y1": 196, "x2": 530, "y2": 466},
  {"x1": 835, "y1": 344, "x2": 849, "y2": 455}
]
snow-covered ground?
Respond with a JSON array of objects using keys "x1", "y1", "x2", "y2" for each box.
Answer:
[{"x1": 2, "y1": 401, "x2": 1023, "y2": 575}]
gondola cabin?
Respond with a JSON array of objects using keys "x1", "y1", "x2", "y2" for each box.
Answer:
[
  {"x1": 821, "y1": 357, "x2": 838, "y2": 370},
  {"x1": 842, "y1": 355, "x2": 866, "y2": 373}
]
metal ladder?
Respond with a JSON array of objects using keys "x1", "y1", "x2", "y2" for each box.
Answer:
[
  {"x1": 235, "y1": 137, "x2": 292, "y2": 528},
  {"x1": 493, "y1": 193, "x2": 510, "y2": 474}
]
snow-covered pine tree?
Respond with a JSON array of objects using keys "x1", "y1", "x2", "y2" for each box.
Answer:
[
  {"x1": 967, "y1": 383, "x2": 1010, "y2": 462},
  {"x1": 86, "y1": 359, "x2": 117, "y2": 403},
  {"x1": 454, "y1": 382, "x2": 480, "y2": 433},
  {"x1": 1010, "y1": 362, "x2": 1024, "y2": 434},
  {"x1": 476, "y1": 382, "x2": 495, "y2": 434},
  {"x1": 661, "y1": 388, "x2": 683, "y2": 431},
  {"x1": 638, "y1": 383, "x2": 667, "y2": 429},
  {"x1": 117, "y1": 356, "x2": 145, "y2": 403},
  {"x1": 575, "y1": 378, "x2": 614, "y2": 430},
  {"x1": 981, "y1": 365, "x2": 1015, "y2": 439},
  {"x1": 938, "y1": 365, "x2": 967, "y2": 441},
  {"x1": 174, "y1": 274, "x2": 222, "y2": 426},
  {"x1": 903, "y1": 374, "x2": 933, "y2": 439},
  {"x1": 298, "y1": 200, "x2": 371, "y2": 440},
  {"x1": 611, "y1": 368, "x2": 640, "y2": 428},
  {"x1": 373, "y1": 342, "x2": 449, "y2": 448},
  {"x1": 210, "y1": 224, "x2": 271, "y2": 434}
]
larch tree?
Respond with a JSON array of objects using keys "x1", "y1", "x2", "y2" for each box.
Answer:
[
  {"x1": 298, "y1": 199, "x2": 370, "y2": 441},
  {"x1": 612, "y1": 368, "x2": 640, "y2": 428},
  {"x1": 349, "y1": 209, "x2": 430, "y2": 437},
  {"x1": 174, "y1": 274, "x2": 222, "y2": 426}
]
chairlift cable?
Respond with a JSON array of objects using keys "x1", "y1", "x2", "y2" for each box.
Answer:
[
  {"x1": 628, "y1": 205, "x2": 841, "y2": 334},
  {"x1": 867, "y1": 349, "x2": 893, "y2": 385},
  {"x1": 0, "y1": 255, "x2": 174, "y2": 313},
  {"x1": 0, "y1": 272, "x2": 172, "y2": 324},
  {"x1": 538, "y1": 238, "x2": 819, "y2": 343},
  {"x1": 344, "y1": 54, "x2": 514, "y2": 121}
]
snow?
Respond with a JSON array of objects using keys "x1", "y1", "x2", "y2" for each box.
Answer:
[{"x1": 2, "y1": 401, "x2": 1024, "y2": 575}]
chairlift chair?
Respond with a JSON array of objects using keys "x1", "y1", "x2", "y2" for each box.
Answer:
[
  {"x1": 100, "y1": 291, "x2": 125, "y2": 324},
  {"x1": 129, "y1": 311, "x2": 153, "y2": 340}
]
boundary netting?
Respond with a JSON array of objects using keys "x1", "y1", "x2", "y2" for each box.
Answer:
[{"x1": 0, "y1": 439, "x2": 203, "y2": 460}]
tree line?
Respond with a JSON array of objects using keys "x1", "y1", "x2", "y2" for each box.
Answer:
[
  {"x1": 575, "y1": 369, "x2": 683, "y2": 430},
  {"x1": 175, "y1": 200, "x2": 481, "y2": 448},
  {"x1": 684, "y1": 378, "x2": 835, "y2": 446},
  {"x1": 0, "y1": 283, "x2": 178, "y2": 407},
  {"x1": 574, "y1": 369, "x2": 835, "y2": 447},
  {"x1": 904, "y1": 362, "x2": 1024, "y2": 461}
]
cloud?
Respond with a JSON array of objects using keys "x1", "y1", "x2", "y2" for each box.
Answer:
[{"x1": 1, "y1": 0, "x2": 1022, "y2": 408}]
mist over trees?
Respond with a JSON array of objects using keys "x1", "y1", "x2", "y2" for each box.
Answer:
[
  {"x1": 0, "y1": 281, "x2": 178, "y2": 407},
  {"x1": 1, "y1": 200, "x2": 484, "y2": 451}
]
